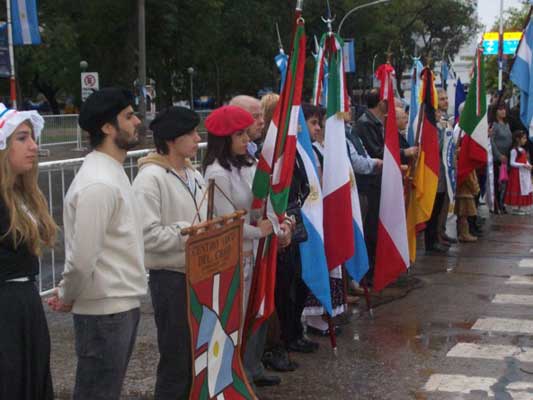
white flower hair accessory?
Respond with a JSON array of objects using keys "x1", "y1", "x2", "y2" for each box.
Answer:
[{"x1": 0, "y1": 103, "x2": 44, "y2": 150}]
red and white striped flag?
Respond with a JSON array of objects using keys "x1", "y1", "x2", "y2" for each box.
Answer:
[{"x1": 373, "y1": 64, "x2": 409, "y2": 292}]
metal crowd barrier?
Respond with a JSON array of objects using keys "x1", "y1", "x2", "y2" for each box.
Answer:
[
  {"x1": 39, "y1": 114, "x2": 83, "y2": 150},
  {"x1": 38, "y1": 143, "x2": 208, "y2": 296},
  {"x1": 37, "y1": 110, "x2": 212, "y2": 155}
]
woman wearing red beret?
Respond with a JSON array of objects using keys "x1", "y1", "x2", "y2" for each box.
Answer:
[{"x1": 202, "y1": 105, "x2": 283, "y2": 388}]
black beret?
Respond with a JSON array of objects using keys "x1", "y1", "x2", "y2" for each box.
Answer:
[
  {"x1": 78, "y1": 87, "x2": 134, "y2": 133},
  {"x1": 149, "y1": 106, "x2": 200, "y2": 140}
]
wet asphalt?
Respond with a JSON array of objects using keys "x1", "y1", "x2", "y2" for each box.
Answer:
[{"x1": 46, "y1": 209, "x2": 533, "y2": 399}]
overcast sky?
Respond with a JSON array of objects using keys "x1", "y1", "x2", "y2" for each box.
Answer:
[{"x1": 477, "y1": 0, "x2": 526, "y2": 30}]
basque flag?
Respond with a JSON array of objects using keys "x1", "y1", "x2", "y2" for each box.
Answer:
[{"x1": 11, "y1": 0, "x2": 41, "y2": 45}]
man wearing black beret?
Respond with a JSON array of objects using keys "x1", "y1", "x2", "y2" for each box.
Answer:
[
  {"x1": 133, "y1": 106, "x2": 207, "y2": 400},
  {"x1": 50, "y1": 87, "x2": 148, "y2": 400}
]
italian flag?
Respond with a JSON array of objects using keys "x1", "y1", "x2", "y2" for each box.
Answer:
[
  {"x1": 321, "y1": 33, "x2": 355, "y2": 270},
  {"x1": 457, "y1": 45, "x2": 488, "y2": 186},
  {"x1": 245, "y1": 13, "x2": 306, "y2": 337}
]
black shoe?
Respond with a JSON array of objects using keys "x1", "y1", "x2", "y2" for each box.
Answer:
[
  {"x1": 300, "y1": 337, "x2": 319, "y2": 351},
  {"x1": 442, "y1": 234, "x2": 458, "y2": 244},
  {"x1": 470, "y1": 226, "x2": 483, "y2": 237},
  {"x1": 426, "y1": 243, "x2": 449, "y2": 254},
  {"x1": 287, "y1": 338, "x2": 318, "y2": 353},
  {"x1": 262, "y1": 348, "x2": 298, "y2": 372},
  {"x1": 254, "y1": 375, "x2": 281, "y2": 387},
  {"x1": 306, "y1": 325, "x2": 342, "y2": 337}
]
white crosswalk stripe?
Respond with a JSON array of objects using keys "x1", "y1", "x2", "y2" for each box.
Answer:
[
  {"x1": 472, "y1": 317, "x2": 533, "y2": 334},
  {"x1": 518, "y1": 258, "x2": 533, "y2": 268},
  {"x1": 493, "y1": 293, "x2": 533, "y2": 306},
  {"x1": 447, "y1": 343, "x2": 533, "y2": 362},
  {"x1": 424, "y1": 374, "x2": 533, "y2": 398},
  {"x1": 506, "y1": 276, "x2": 533, "y2": 285}
]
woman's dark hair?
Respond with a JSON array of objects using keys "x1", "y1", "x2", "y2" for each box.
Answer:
[
  {"x1": 202, "y1": 133, "x2": 254, "y2": 172},
  {"x1": 490, "y1": 101, "x2": 508, "y2": 124},
  {"x1": 512, "y1": 129, "x2": 527, "y2": 148},
  {"x1": 88, "y1": 116, "x2": 118, "y2": 149},
  {"x1": 154, "y1": 135, "x2": 170, "y2": 154},
  {"x1": 302, "y1": 103, "x2": 322, "y2": 121}
]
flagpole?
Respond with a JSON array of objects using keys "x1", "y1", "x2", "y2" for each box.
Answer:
[
  {"x1": 243, "y1": 0, "x2": 305, "y2": 349},
  {"x1": 6, "y1": 0, "x2": 16, "y2": 109},
  {"x1": 498, "y1": 0, "x2": 504, "y2": 94}
]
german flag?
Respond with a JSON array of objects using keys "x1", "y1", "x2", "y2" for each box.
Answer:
[{"x1": 406, "y1": 67, "x2": 440, "y2": 263}]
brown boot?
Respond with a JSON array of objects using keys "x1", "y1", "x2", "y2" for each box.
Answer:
[{"x1": 458, "y1": 219, "x2": 477, "y2": 242}]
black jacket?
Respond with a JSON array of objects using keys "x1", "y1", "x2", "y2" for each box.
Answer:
[{"x1": 353, "y1": 110, "x2": 384, "y2": 188}]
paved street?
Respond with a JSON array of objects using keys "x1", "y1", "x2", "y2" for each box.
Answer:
[{"x1": 48, "y1": 210, "x2": 533, "y2": 399}]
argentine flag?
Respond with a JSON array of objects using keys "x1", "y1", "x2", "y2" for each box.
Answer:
[
  {"x1": 407, "y1": 59, "x2": 424, "y2": 145},
  {"x1": 344, "y1": 167, "x2": 369, "y2": 283},
  {"x1": 195, "y1": 306, "x2": 235, "y2": 397},
  {"x1": 275, "y1": 50, "x2": 288, "y2": 90},
  {"x1": 11, "y1": 0, "x2": 41, "y2": 45},
  {"x1": 510, "y1": 20, "x2": 533, "y2": 137},
  {"x1": 297, "y1": 110, "x2": 333, "y2": 315},
  {"x1": 276, "y1": 51, "x2": 332, "y2": 314}
]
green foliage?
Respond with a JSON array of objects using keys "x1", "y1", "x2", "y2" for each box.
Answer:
[{"x1": 12, "y1": 0, "x2": 479, "y2": 110}]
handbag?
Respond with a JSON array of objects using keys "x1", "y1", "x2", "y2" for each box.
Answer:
[
  {"x1": 499, "y1": 163, "x2": 509, "y2": 183},
  {"x1": 285, "y1": 203, "x2": 308, "y2": 243}
]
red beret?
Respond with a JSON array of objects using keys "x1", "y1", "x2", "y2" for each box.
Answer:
[{"x1": 205, "y1": 105, "x2": 254, "y2": 137}]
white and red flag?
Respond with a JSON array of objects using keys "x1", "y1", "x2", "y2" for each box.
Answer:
[{"x1": 373, "y1": 64, "x2": 410, "y2": 292}]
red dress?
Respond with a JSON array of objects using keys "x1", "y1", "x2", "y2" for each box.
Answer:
[{"x1": 504, "y1": 148, "x2": 533, "y2": 206}]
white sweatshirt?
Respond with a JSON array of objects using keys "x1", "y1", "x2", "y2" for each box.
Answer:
[
  {"x1": 59, "y1": 151, "x2": 147, "y2": 315},
  {"x1": 132, "y1": 153, "x2": 207, "y2": 273}
]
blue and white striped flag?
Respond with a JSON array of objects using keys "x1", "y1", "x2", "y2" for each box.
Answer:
[
  {"x1": 276, "y1": 52, "x2": 332, "y2": 314},
  {"x1": 407, "y1": 59, "x2": 424, "y2": 145},
  {"x1": 275, "y1": 51, "x2": 288, "y2": 91},
  {"x1": 296, "y1": 111, "x2": 333, "y2": 315},
  {"x1": 343, "y1": 40, "x2": 356, "y2": 73},
  {"x1": 11, "y1": 0, "x2": 41, "y2": 45},
  {"x1": 344, "y1": 169, "x2": 369, "y2": 283},
  {"x1": 510, "y1": 19, "x2": 533, "y2": 137}
]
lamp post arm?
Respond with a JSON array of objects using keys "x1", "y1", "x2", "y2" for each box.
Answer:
[{"x1": 337, "y1": 0, "x2": 391, "y2": 36}]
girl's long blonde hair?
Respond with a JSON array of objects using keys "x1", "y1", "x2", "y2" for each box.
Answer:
[{"x1": 0, "y1": 121, "x2": 57, "y2": 255}]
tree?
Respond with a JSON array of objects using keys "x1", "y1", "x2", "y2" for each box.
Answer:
[
  {"x1": 485, "y1": 3, "x2": 531, "y2": 94},
  {"x1": 4, "y1": 0, "x2": 480, "y2": 111}
]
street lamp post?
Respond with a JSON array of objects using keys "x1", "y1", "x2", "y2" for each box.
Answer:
[
  {"x1": 187, "y1": 67, "x2": 195, "y2": 110},
  {"x1": 498, "y1": 0, "x2": 504, "y2": 93},
  {"x1": 138, "y1": 0, "x2": 147, "y2": 121},
  {"x1": 337, "y1": 0, "x2": 392, "y2": 37}
]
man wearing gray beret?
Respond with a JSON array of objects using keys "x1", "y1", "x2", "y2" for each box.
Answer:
[{"x1": 133, "y1": 106, "x2": 207, "y2": 400}]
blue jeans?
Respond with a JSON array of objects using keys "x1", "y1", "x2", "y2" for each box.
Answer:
[
  {"x1": 149, "y1": 270, "x2": 191, "y2": 400},
  {"x1": 73, "y1": 308, "x2": 140, "y2": 400}
]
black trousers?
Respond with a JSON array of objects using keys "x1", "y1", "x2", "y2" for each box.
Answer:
[
  {"x1": 424, "y1": 192, "x2": 446, "y2": 249},
  {"x1": 149, "y1": 270, "x2": 191, "y2": 400},
  {"x1": 363, "y1": 185, "x2": 381, "y2": 279},
  {"x1": 275, "y1": 242, "x2": 308, "y2": 346}
]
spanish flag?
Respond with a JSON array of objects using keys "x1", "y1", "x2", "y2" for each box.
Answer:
[{"x1": 406, "y1": 67, "x2": 440, "y2": 263}]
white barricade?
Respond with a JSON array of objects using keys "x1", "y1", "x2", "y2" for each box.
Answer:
[{"x1": 38, "y1": 143, "x2": 207, "y2": 296}]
